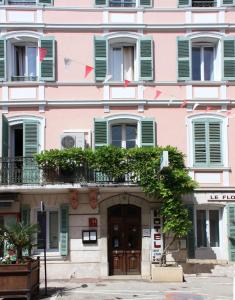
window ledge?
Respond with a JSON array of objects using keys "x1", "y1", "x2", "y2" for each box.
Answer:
[
  {"x1": 185, "y1": 81, "x2": 227, "y2": 86},
  {"x1": 3, "y1": 81, "x2": 44, "y2": 87},
  {"x1": 188, "y1": 167, "x2": 231, "y2": 171},
  {"x1": 33, "y1": 251, "x2": 65, "y2": 261}
]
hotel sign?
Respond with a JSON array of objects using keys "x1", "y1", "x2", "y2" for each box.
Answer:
[{"x1": 209, "y1": 194, "x2": 235, "y2": 201}]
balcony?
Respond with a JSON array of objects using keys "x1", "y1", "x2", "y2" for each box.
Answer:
[
  {"x1": 0, "y1": 157, "x2": 137, "y2": 186},
  {"x1": 192, "y1": 0, "x2": 216, "y2": 7}
]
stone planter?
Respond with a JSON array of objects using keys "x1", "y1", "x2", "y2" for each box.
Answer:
[
  {"x1": 151, "y1": 264, "x2": 183, "y2": 282},
  {"x1": 0, "y1": 257, "x2": 40, "y2": 300}
]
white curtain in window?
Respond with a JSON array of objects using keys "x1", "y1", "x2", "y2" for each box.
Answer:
[{"x1": 123, "y1": 46, "x2": 134, "y2": 81}]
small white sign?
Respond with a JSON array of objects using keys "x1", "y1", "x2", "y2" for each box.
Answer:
[{"x1": 160, "y1": 151, "x2": 169, "y2": 171}]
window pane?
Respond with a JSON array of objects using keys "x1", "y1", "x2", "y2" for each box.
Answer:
[
  {"x1": 197, "y1": 210, "x2": 207, "y2": 247},
  {"x1": 192, "y1": 47, "x2": 201, "y2": 80},
  {"x1": 49, "y1": 212, "x2": 59, "y2": 249},
  {"x1": 112, "y1": 125, "x2": 122, "y2": 147},
  {"x1": 37, "y1": 212, "x2": 46, "y2": 249},
  {"x1": 27, "y1": 47, "x2": 37, "y2": 78},
  {"x1": 126, "y1": 125, "x2": 137, "y2": 149},
  {"x1": 209, "y1": 210, "x2": 220, "y2": 247},
  {"x1": 112, "y1": 48, "x2": 122, "y2": 81},
  {"x1": 204, "y1": 47, "x2": 214, "y2": 81},
  {"x1": 15, "y1": 46, "x2": 25, "y2": 77}
]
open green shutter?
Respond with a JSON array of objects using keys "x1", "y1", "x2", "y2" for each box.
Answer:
[
  {"x1": 23, "y1": 120, "x2": 40, "y2": 184},
  {"x1": 193, "y1": 121, "x2": 207, "y2": 166},
  {"x1": 223, "y1": 0, "x2": 235, "y2": 5},
  {"x1": 186, "y1": 204, "x2": 195, "y2": 259},
  {"x1": 223, "y1": 38, "x2": 235, "y2": 81},
  {"x1": 2, "y1": 114, "x2": 8, "y2": 158},
  {"x1": 177, "y1": 37, "x2": 190, "y2": 81},
  {"x1": 139, "y1": 37, "x2": 153, "y2": 81},
  {"x1": 178, "y1": 0, "x2": 190, "y2": 6},
  {"x1": 0, "y1": 39, "x2": 6, "y2": 81},
  {"x1": 40, "y1": 37, "x2": 55, "y2": 82},
  {"x1": 38, "y1": 0, "x2": 53, "y2": 4},
  {"x1": 140, "y1": 0, "x2": 152, "y2": 7},
  {"x1": 141, "y1": 118, "x2": 155, "y2": 147},
  {"x1": 228, "y1": 205, "x2": 235, "y2": 261},
  {"x1": 95, "y1": 0, "x2": 107, "y2": 5},
  {"x1": 208, "y1": 122, "x2": 222, "y2": 165},
  {"x1": 60, "y1": 204, "x2": 69, "y2": 256},
  {"x1": 94, "y1": 37, "x2": 107, "y2": 81},
  {"x1": 94, "y1": 118, "x2": 108, "y2": 148}
]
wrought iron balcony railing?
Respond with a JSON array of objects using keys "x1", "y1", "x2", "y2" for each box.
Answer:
[
  {"x1": 11, "y1": 76, "x2": 38, "y2": 82},
  {"x1": 0, "y1": 157, "x2": 138, "y2": 186},
  {"x1": 109, "y1": 0, "x2": 136, "y2": 7},
  {"x1": 192, "y1": 0, "x2": 216, "y2": 7},
  {"x1": 8, "y1": 0, "x2": 36, "y2": 5}
]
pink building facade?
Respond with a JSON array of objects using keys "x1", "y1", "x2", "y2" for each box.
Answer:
[{"x1": 0, "y1": 0, "x2": 235, "y2": 279}]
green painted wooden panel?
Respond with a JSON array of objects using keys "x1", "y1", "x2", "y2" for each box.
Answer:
[
  {"x1": 141, "y1": 119, "x2": 155, "y2": 147},
  {"x1": 223, "y1": 0, "x2": 234, "y2": 5},
  {"x1": 224, "y1": 39, "x2": 235, "y2": 80},
  {"x1": 94, "y1": 119, "x2": 108, "y2": 147},
  {"x1": 177, "y1": 38, "x2": 190, "y2": 81},
  {"x1": 60, "y1": 204, "x2": 69, "y2": 256},
  {"x1": 21, "y1": 204, "x2": 30, "y2": 226},
  {"x1": 94, "y1": 37, "x2": 107, "y2": 81},
  {"x1": 140, "y1": 38, "x2": 153, "y2": 80},
  {"x1": 40, "y1": 37, "x2": 55, "y2": 81},
  {"x1": 227, "y1": 205, "x2": 235, "y2": 261},
  {"x1": 23, "y1": 120, "x2": 39, "y2": 157},
  {"x1": 178, "y1": 0, "x2": 190, "y2": 6},
  {"x1": 140, "y1": 0, "x2": 152, "y2": 6},
  {"x1": 0, "y1": 39, "x2": 6, "y2": 81},
  {"x1": 95, "y1": 0, "x2": 107, "y2": 5},
  {"x1": 38, "y1": 0, "x2": 53, "y2": 4}
]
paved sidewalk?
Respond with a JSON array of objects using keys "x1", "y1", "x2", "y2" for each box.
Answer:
[{"x1": 37, "y1": 275, "x2": 233, "y2": 300}]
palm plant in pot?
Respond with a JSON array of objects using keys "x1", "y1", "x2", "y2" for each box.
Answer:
[{"x1": 0, "y1": 222, "x2": 40, "y2": 299}]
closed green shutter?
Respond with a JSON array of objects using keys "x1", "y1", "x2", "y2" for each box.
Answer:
[
  {"x1": 186, "y1": 204, "x2": 195, "y2": 259},
  {"x1": 0, "y1": 39, "x2": 6, "y2": 81},
  {"x1": 94, "y1": 37, "x2": 107, "y2": 81},
  {"x1": 193, "y1": 119, "x2": 222, "y2": 167},
  {"x1": 40, "y1": 37, "x2": 55, "y2": 82},
  {"x1": 228, "y1": 205, "x2": 235, "y2": 261},
  {"x1": 60, "y1": 204, "x2": 69, "y2": 256},
  {"x1": 178, "y1": 0, "x2": 190, "y2": 6},
  {"x1": 223, "y1": 38, "x2": 235, "y2": 81},
  {"x1": 23, "y1": 120, "x2": 40, "y2": 183},
  {"x1": 38, "y1": 0, "x2": 53, "y2": 4},
  {"x1": 139, "y1": 37, "x2": 153, "y2": 81},
  {"x1": 94, "y1": 118, "x2": 108, "y2": 148},
  {"x1": 95, "y1": 0, "x2": 107, "y2": 5},
  {"x1": 2, "y1": 114, "x2": 8, "y2": 158},
  {"x1": 222, "y1": 0, "x2": 234, "y2": 5},
  {"x1": 141, "y1": 118, "x2": 155, "y2": 147},
  {"x1": 177, "y1": 37, "x2": 190, "y2": 81},
  {"x1": 140, "y1": 0, "x2": 152, "y2": 7}
]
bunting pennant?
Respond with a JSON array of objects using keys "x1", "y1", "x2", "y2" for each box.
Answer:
[
  {"x1": 124, "y1": 80, "x2": 130, "y2": 87},
  {"x1": 84, "y1": 65, "x2": 94, "y2": 78},
  {"x1": 104, "y1": 74, "x2": 112, "y2": 83},
  {"x1": 154, "y1": 89, "x2": 162, "y2": 99},
  {"x1": 39, "y1": 48, "x2": 47, "y2": 62},
  {"x1": 226, "y1": 111, "x2": 232, "y2": 117},
  {"x1": 193, "y1": 103, "x2": 199, "y2": 111},
  {"x1": 180, "y1": 100, "x2": 188, "y2": 108}
]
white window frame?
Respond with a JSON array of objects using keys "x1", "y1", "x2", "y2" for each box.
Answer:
[
  {"x1": 195, "y1": 208, "x2": 221, "y2": 249},
  {"x1": 186, "y1": 114, "x2": 228, "y2": 169},
  {"x1": 36, "y1": 208, "x2": 60, "y2": 253}
]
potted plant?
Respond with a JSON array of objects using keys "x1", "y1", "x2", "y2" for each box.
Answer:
[{"x1": 0, "y1": 222, "x2": 40, "y2": 300}]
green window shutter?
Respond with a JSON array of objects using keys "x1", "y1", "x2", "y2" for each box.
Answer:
[
  {"x1": 140, "y1": 0, "x2": 152, "y2": 7},
  {"x1": 2, "y1": 114, "x2": 8, "y2": 157},
  {"x1": 186, "y1": 204, "x2": 195, "y2": 259},
  {"x1": 60, "y1": 204, "x2": 69, "y2": 256},
  {"x1": 38, "y1": 0, "x2": 53, "y2": 5},
  {"x1": 208, "y1": 122, "x2": 222, "y2": 165},
  {"x1": 23, "y1": 120, "x2": 39, "y2": 157},
  {"x1": 223, "y1": 38, "x2": 235, "y2": 81},
  {"x1": 21, "y1": 204, "x2": 30, "y2": 226},
  {"x1": 193, "y1": 119, "x2": 222, "y2": 167},
  {"x1": 94, "y1": 118, "x2": 108, "y2": 148},
  {"x1": 228, "y1": 205, "x2": 235, "y2": 261},
  {"x1": 178, "y1": 0, "x2": 190, "y2": 6},
  {"x1": 141, "y1": 118, "x2": 155, "y2": 147},
  {"x1": 40, "y1": 37, "x2": 55, "y2": 82},
  {"x1": 177, "y1": 37, "x2": 190, "y2": 81},
  {"x1": 0, "y1": 39, "x2": 6, "y2": 81},
  {"x1": 222, "y1": 0, "x2": 234, "y2": 5},
  {"x1": 139, "y1": 37, "x2": 153, "y2": 81},
  {"x1": 95, "y1": 0, "x2": 107, "y2": 5},
  {"x1": 193, "y1": 121, "x2": 207, "y2": 165},
  {"x1": 94, "y1": 37, "x2": 107, "y2": 81}
]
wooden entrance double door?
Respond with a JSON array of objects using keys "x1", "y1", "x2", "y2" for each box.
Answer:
[{"x1": 108, "y1": 204, "x2": 141, "y2": 275}]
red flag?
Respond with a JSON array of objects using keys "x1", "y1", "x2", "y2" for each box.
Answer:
[
  {"x1": 154, "y1": 89, "x2": 162, "y2": 99},
  {"x1": 180, "y1": 100, "x2": 188, "y2": 108},
  {"x1": 124, "y1": 80, "x2": 130, "y2": 87},
  {"x1": 226, "y1": 111, "x2": 232, "y2": 116},
  {"x1": 84, "y1": 65, "x2": 94, "y2": 78},
  {"x1": 39, "y1": 48, "x2": 47, "y2": 62}
]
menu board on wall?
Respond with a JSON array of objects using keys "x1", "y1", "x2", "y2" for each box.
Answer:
[{"x1": 151, "y1": 208, "x2": 163, "y2": 263}]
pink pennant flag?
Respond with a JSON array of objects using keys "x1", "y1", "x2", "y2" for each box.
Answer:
[
  {"x1": 180, "y1": 100, "x2": 188, "y2": 108},
  {"x1": 84, "y1": 65, "x2": 94, "y2": 78},
  {"x1": 154, "y1": 89, "x2": 162, "y2": 99},
  {"x1": 39, "y1": 48, "x2": 47, "y2": 62},
  {"x1": 124, "y1": 80, "x2": 130, "y2": 87},
  {"x1": 226, "y1": 111, "x2": 232, "y2": 116},
  {"x1": 206, "y1": 106, "x2": 212, "y2": 112}
]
